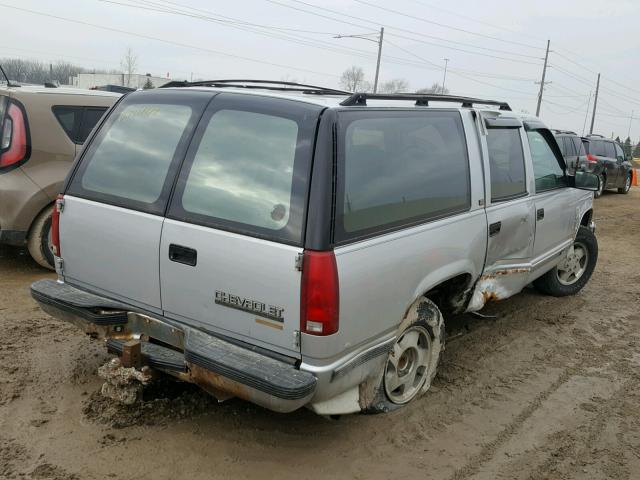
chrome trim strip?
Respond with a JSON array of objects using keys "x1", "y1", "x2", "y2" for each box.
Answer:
[{"x1": 331, "y1": 337, "x2": 396, "y2": 381}]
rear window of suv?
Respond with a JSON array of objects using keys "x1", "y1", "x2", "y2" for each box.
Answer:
[
  {"x1": 167, "y1": 93, "x2": 320, "y2": 245},
  {"x1": 335, "y1": 110, "x2": 470, "y2": 241},
  {"x1": 67, "y1": 91, "x2": 210, "y2": 215}
]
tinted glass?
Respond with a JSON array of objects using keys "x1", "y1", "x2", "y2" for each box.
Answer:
[
  {"x1": 556, "y1": 136, "x2": 566, "y2": 155},
  {"x1": 574, "y1": 137, "x2": 586, "y2": 156},
  {"x1": 563, "y1": 137, "x2": 576, "y2": 156},
  {"x1": 593, "y1": 140, "x2": 606, "y2": 156},
  {"x1": 78, "y1": 103, "x2": 192, "y2": 204},
  {"x1": 52, "y1": 106, "x2": 82, "y2": 142},
  {"x1": 582, "y1": 139, "x2": 591, "y2": 154},
  {"x1": 487, "y1": 128, "x2": 527, "y2": 201},
  {"x1": 337, "y1": 111, "x2": 470, "y2": 238},
  {"x1": 614, "y1": 143, "x2": 624, "y2": 159},
  {"x1": 604, "y1": 142, "x2": 616, "y2": 159},
  {"x1": 527, "y1": 130, "x2": 567, "y2": 192},
  {"x1": 180, "y1": 110, "x2": 299, "y2": 231},
  {"x1": 78, "y1": 107, "x2": 108, "y2": 143}
]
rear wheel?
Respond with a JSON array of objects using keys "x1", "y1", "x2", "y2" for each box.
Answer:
[
  {"x1": 365, "y1": 298, "x2": 444, "y2": 413},
  {"x1": 533, "y1": 226, "x2": 597, "y2": 297},
  {"x1": 618, "y1": 173, "x2": 632, "y2": 194},
  {"x1": 27, "y1": 205, "x2": 55, "y2": 270}
]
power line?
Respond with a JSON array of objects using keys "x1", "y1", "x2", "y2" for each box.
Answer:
[
  {"x1": 0, "y1": 3, "x2": 341, "y2": 79},
  {"x1": 384, "y1": 39, "x2": 536, "y2": 96},
  {"x1": 265, "y1": 0, "x2": 543, "y2": 64},
  {"x1": 352, "y1": 0, "x2": 543, "y2": 50}
]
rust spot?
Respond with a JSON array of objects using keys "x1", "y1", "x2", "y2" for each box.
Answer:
[
  {"x1": 188, "y1": 363, "x2": 249, "y2": 402},
  {"x1": 482, "y1": 291, "x2": 500, "y2": 303},
  {"x1": 480, "y1": 268, "x2": 531, "y2": 280}
]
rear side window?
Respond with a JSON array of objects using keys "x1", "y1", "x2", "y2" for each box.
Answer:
[
  {"x1": 53, "y1": 106, "x2": 82, "y2": 142},
  {"x1": 78, "y1": 107, "x2": 108, "y2": 143},
  {"x1": 574, "y1": 137, "x2": 586, "y2": 156},
  {"x1": 614, "y1": 143, "x2": 624, "y2": 160},
  {"x1": 604, "y1": 142, "x2": 616, "y2": 159},
  {"x1": 67, "y1": 92, "x2": 210, "y2": 215},
  {"x1": 591, "y1": 140, "x2": 605, "y2": 156},
  {"x1": 486, "y1": 128, "x2": 527, "y2": 201},
  {"x1": 335, "y1": 111, "x2": 470, "y2": 241},
  {"x1": 556, "y1": 136, "x2": 566, "y2": 155},
  {"x1": 563, "y1": 137, "x2": 576, "y2": 156},
  {"x1": 53, "y1": 106, "x2": 108, "y2": 144},
  {"x1": 582, "y1": 139, "x2": 590, "y2": 154}
]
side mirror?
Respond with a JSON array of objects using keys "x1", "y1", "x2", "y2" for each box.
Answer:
[{"x1": 571, "y1": 171, "x2": 600, "y2": 191}]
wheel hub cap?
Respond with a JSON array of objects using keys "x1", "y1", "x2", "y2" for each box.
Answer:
[
  {"x1": 557, "y1": 242, "x2": 589, "y2": 286},
  {"x1": 384, "y1": 326, "x2": 431, "y2": 404}
]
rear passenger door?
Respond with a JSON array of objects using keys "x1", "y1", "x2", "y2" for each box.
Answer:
[
  {"x1": 482, "y1": 118, "x2": 535, "y2": 271},
  {"x1": 526, "y1": 129, "x2": 576, "y2": 265},
  {"x1": 61, "y1": 91, "x2": 211, "y2": 313},
  {"x1": 159, "y1": 93, "x2": 320, "y2": 357}
]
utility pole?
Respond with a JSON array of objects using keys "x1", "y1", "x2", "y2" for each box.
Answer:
[
  {"x1": 590, "y1": 73, "x2": 601, "y2": 135},
  {"x1": 441, "y1": 58, "x2": 449, "y2": 94},
  {"x1": 627, "y1": 110, "x2": 634, "y2": 139},
  {"x1": 373, "y1": 27, "x2": 384, "y2": 93},
  {"x1": 581, "y1": 91, "x2": 592, "y2": 136},
  {"x1": 335, "y1": 27, "x2": 384, "y2": 93},
  {"x1": 535, "y1": 39, "x2": 551, "y2": 117}
]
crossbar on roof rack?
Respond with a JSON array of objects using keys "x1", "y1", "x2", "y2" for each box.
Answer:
[
  {"x1": 160, "y1": 79, "x2": 351, "y2": 96},
  {"x1": 339, "y1": 93, "x2": 511, "y2": 110}
]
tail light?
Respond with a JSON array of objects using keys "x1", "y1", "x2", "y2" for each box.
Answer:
[
  {"x1": 300, "y1": 250, "x2": 339, "y2": 336},
  {"x1": 51, "y1": 194, "x2": 64, "y2": 257},
  {"x1": 0, "y1": 101, "x2": 29, "y2": 169},
  {"x1": 586, "y1": 154, "x2": 598, "y2": 163}
]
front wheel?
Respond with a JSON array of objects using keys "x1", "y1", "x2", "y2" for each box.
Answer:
[
  {"x1": 618, "y1": 173, "x2": 632, "y2": 194},
  {"x1": 533, "y1": 226, "x2": 598, "y2": 297},
  {"x1": 365, "y1": 298, "x2": 444, "y2": 413}
]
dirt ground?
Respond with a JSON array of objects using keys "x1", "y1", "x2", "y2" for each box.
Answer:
[{"x1": 1, "y1": 189, "x2": 640, "y2": 480}]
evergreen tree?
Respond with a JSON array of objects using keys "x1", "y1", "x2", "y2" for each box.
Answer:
[
  {"x1": 143, "y1": 78, "x2": 154, "y2": 89},
  {"x1": 624, "y1": 137, "x2": 632, "y2": 158},
  {"x1": 633, "y1": 141, "x2": 640, "y2": 158}
]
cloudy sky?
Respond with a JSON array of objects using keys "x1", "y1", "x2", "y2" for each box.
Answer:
[{"x1": 2, "y1": 0, "x2": 638, "y2": 141}]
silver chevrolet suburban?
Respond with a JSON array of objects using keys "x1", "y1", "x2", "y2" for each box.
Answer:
[{"x1": 31, "y1": 80, "x2": 600, "y2": 415}]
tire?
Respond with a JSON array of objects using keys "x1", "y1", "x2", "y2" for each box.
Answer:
[
  {"x1": 533, "y1": 226, "x2": 598, "y2": 297},
  {"x1": 594, "y1": 174, "x2": 605, "y2": 198},
  {"x1": 364, "y1": 298, "x2": 445, "y2": 413},
  {"x1": 27, "y1": 205, "x2": 55, "y2": 270},
  {"x1": 618, "y1": 173, "x2": 632, "y2": 194}
]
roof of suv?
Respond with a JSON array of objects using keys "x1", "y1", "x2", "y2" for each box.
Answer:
[
  {"x1": 0, "y1": 84, "x2": 121, "y2": 98},
  {"x1": 157, "y1": 79, "x2": 519, "y2": 116}
]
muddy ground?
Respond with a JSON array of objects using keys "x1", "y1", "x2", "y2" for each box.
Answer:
[{"x1": 1, "y1": 189, "x2": 640, "y2": 480}]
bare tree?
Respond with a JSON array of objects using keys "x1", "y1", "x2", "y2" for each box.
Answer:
[
  {"x1": 340, "y1": 66, "x2": 370, "y2": 92},
  {"x1": 378, "y1": 78, "x2": 410, "y2": 93},
  {"x1": 120, "y1": 47, "x2": 138, "y2": 87},
  {"x1": 417, "y1": 82, "x2": 450, "y2": 95}
]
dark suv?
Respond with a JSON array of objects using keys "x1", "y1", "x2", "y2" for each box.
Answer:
[
  {"x1": 553, "y1": 130, "x2": 600, "y2": 177},
  {"x1": 584, "y1": 135, "x2": 633, "y2": 197}
]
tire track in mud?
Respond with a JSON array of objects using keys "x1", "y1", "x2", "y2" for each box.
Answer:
[{"x1": 446, "y1": 314, "x2": 640, "y2": 480}]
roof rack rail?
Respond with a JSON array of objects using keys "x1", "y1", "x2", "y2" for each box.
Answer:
[
  {"x1": 586, "y1": 133, "x2": 605, "y2": 138},
  {"x1": 339, "y1": 92, "x2": 511, "y2": 110},
  {"x1": 159, "y1": 79, "x2": 351, "y2": 96},
  {"x1": 552, "y1": 129, "x2": 578, "y2": 135}
]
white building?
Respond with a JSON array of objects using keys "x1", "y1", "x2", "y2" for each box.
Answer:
[{"x1": 70, "y1": 73, "x2": 173, "y2": 90}]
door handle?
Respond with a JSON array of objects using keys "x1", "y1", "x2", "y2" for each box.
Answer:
[
  {"x1": 489, "y1": 221, "x2": 501, "y2": 237},
  {"x1": 169, "y1": 244, "x2": 197, "y2": 266},
  {"x1": 537, "y1": 208, "x2": 545, "y2": 221}
]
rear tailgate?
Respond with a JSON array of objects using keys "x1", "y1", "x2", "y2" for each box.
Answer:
[
  {"x1": 159, "y1": 93, "x2": 322, "y2": 357},
  {"x1": 60, "y1": 89, "x2": 212, "y2": 312}
]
